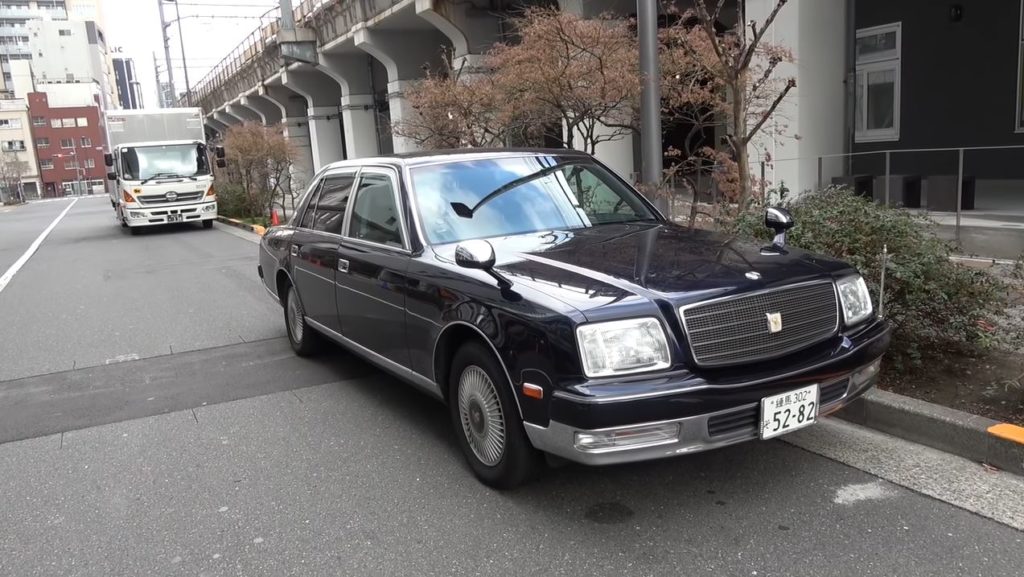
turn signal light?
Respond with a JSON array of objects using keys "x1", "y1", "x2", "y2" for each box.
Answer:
[
  {"x1": 205, "y1": 185, "x2": 216, "y2": 199},
  {"x1": 122, "y1": 189, "x2": 135, "y2": 203}
]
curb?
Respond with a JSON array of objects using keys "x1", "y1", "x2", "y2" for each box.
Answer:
[
  {"x1": 836, "y1": 388, "x2": 1024, "y2": 476},
  {"x1": 216, "y1": 216, "x2": 266, "y2": 236}
]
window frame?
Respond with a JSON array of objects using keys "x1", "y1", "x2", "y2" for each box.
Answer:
[
  {"x1": 342, "y1": 166, "x2": 410, "y2": 253},
  {"x1": 855, "y1": 22, "x2": 901, "y2": 143},
  {"x1": 40, "y1": 159, "x2": 53, "y2": 170},
  {"x1": 309, "y1": 169, "x2": 358, "y2": 237},
  {"x1": 60, "y1": 138, "x2": 74, "y2": 149}
]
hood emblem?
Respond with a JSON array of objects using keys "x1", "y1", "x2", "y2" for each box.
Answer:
[
  {"x1": 766, "y1": 312, "x2": 783, "y2": 334},
  {"x1": 745, "y1": 271, "x2": 761, "y2": 280},
  {"x1": 165, "y1": 191, "x2": 178, "y2": 202}
]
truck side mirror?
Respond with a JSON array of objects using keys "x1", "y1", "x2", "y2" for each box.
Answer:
[
  {"x1": 106, "y1": 171, "x2": 117, "y2": 181},
  {"x1": 216, "y1": 158, "x2": 226, "y2": 168},
  {"x1": 215, "y1": 146, "x2": 225, "y2": 159},
  {"x1": 104, "y1": 153, "x2": 113, "y2": 167}
]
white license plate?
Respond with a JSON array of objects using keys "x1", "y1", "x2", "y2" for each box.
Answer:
[
  {"x1": 167, "y1": 214, "x2": 183, "y2": 223},
  {"x1": 760, "y1": 384, "x2": 819, "y2": 440}
]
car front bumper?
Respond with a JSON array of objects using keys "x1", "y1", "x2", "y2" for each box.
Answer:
[
  {"x1": 524, "y1": 319, "x2": 890, "y2": 466},
  {"x1": 123, "y1": 201, "x2": 217, "y2": 226}
]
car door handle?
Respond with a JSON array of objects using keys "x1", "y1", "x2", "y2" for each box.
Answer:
[
  {"x1": 338, "y1": 259, "x2": 349, "y2": 273},
  {"x1": 290, "y1": 245, "x2": 299, "y2": 257}
]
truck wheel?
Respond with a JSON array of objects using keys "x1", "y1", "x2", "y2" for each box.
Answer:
[
  {"x1": 128, "y1": 226, "x2": 140, "y2": 236},
  {"x1": 120, "y1": 219, "x2": 127, "y2": 228},
  {"x1": 202, "y1": 220, "x2": 214, "y2": 229},
  {"x1": 284, "y1": 284, "x2": 322, "y2": 356},
  {"x1": 449, "y1": 342, "x2": 543, "y2": 489}
]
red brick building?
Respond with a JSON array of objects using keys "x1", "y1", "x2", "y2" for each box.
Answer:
[{"x1": 27, "y1": 92, "x2": 107, "y2": 197}]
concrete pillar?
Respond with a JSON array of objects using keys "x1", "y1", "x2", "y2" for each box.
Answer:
[
  {"x1": 353, "y1": 24, "x2": 448, "y2": 153},
  {"x1": 213, "y1": 110, "x2": 241, "y2": 127},
  {"x1": 281, "y1": 67, "x2": 345, "y2": 170},
  {"x1": 261, "y1": 83, "x2": 315, "y2": 190},
  {"x1": 318, "y1": 51, "x2": 380, "y2": 158},
  {"x1": 240, "y1": 92, "x2": 283, "y2": 125},
  {"x1": 226, "y1": 102, "x2": 261, "y2": 124},
  {"x1": 205, "y1": 118, "x2": 228, "y2": 138}
]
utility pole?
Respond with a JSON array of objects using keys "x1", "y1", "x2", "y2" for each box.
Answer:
[
  {"x1": 169, "y1": 0, "x2": 192, "y2": 106},
  {"x1": 157, "y1": 0, "x2": 176, "y2": 107},
  {"x1": 152, "y1": 51, "x2": 163, "y2": 107},
  {"x1": 637, "y1": 0, "x2": 666, "y2": 213}
]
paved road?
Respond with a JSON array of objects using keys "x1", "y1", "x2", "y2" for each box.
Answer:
[{"x1": 0, "y1": 197, "x2": 1021, "y2": 576}]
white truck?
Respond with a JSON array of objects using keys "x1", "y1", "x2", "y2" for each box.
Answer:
[{"x1": 104, "y1": 108, "x2": 224, "y2": 234}]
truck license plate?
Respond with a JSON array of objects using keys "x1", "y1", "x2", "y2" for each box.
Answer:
[
  {"x1": 167, "y1": 214, "x2": 183, "y2": 223},
  {"x1": 760, "y1": 384, "x2": 819, "y2": 440}
]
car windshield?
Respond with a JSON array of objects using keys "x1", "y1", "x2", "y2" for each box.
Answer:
[
  {"x1": 121, "y1": 143, "x2": 210, "y2": 181},
  {"x1": 409, "y1": 156, "x2": 658, "y2": 245}
]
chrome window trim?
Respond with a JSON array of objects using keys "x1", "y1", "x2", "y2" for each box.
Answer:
[
  {"x1": 342, "y1": 166, "x2": 410, "y2": 252},
  {"x1": 678, "y1": 279, "x2": 840, "y2": 368},
  {"x1": 430, "y1": 320, "x2": 523, "y2": 418},
  {"x1": 306, "y1": 317, "x2": 442, "y2": 399},
  {"x1": 308, "y1": 168, "x2": 359, "y2": 235}
]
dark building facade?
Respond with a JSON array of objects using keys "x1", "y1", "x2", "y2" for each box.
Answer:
[
  {"x1": 113, "y1": 57, "x2": 143, "y2": 110},
  {"x1": 27, "y1": 92, "x2": 107, "y2": 197}
]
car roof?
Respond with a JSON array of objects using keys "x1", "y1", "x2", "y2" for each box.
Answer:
[{"x1": 318, "y1": 148, "x2": 592, "y2": 172}]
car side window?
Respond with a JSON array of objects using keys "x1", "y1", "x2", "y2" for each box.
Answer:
[
  {"x1": 564, "y1": 166, "x2": 642, "y2": 222},
  {"x1": 298, "y1": 179, "x2": 324, "y2": 229},
  {"x1": 347, "y1": 171, "x2": 403, "y2": 248},
  {"x1": 311, "y1": 172, "x2": 356, "y2": 235}
]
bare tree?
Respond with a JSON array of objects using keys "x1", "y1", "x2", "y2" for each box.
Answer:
[
  {"x1": 222, "y1": 123, "x2": 296, "y2": 218},
  {"x1": 0, "y1": 150, "x2": 28, "y2": 204}
]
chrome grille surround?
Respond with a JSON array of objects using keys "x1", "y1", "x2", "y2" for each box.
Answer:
[
  {"x1": 137, "y1": 190, "x2": 205, "y2": 205},
  {"x1": 680, "y1": 280, "x2": 840, "y2": 368}
]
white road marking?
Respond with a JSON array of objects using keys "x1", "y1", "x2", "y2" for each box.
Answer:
[
  {"x1": 104, "y1": 353, "x2": 139, "y2": 365},
  {"x1": 833, "y1": 480, "x2": 897, "y2": 505},
  {"x1": 0, "y1": 198, "x2": 78, "y2": 295}
]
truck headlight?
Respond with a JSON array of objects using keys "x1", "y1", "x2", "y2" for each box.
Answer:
[
  {"x1": 836, "y1": 275, "x2": 873, "y2": 326},
  {"x1": 576, "y1": 318, "x2": 671, "y2": 378}
]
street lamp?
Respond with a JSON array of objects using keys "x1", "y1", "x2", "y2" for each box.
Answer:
[{"x1": 167, "y1": 0, "x2": 192, "y2": 106}]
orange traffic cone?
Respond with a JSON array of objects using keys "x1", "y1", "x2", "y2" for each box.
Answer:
[{"x1": 270, "y1": 209, "x2": 280, "y2": 226}]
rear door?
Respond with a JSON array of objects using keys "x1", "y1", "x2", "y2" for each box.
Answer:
[{"x1": 290, "y1": 169, "x2": 358, "y2": 333}]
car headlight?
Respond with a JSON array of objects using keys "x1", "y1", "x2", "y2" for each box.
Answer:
[
  {"x1": 576, "y1": 318, "x2": 671, "y2": 378},
  {"x1": 836, "y1": 275, "x2": 873, "y2": 326}
]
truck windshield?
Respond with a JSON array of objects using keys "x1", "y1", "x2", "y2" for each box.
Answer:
[{"x1": 121, "y1": 143, "x2": 210, "y2": 181}]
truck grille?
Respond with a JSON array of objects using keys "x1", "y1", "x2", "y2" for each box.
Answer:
[
  {"x1": 137, "y1": 190, "x2": 204, "y2": 205},
  {"x1": 681, "y1": 281, "x2": 839, "y2": 368}
]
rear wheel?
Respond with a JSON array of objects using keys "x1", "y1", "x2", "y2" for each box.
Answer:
[
  {"x1": 284, "y1": 284, "x2": 322, "y2": 356},
  {"x1": 202, "y1": 220, "x2": 214, "y2": 229},
  {"x1": 449, "y1": 342, "x2": 542, "y2": 489}
]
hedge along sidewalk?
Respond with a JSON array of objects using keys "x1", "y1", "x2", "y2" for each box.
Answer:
[
  {"x1": 216, "y1": 216, "x2": 266, "y2": 236},
  {"x1": 837, "y1": 388, "x2": 1024, "y2": 476}
]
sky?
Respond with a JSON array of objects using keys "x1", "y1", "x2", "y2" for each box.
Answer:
[{"x1": 101, "y1": 0, "x2": 282, "y2": 108}]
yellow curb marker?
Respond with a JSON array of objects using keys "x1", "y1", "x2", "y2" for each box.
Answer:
[{"x1": 988, "y1": 423, "x2": 1024, "y2": 445}]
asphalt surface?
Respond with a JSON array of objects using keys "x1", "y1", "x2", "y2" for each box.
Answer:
[{"x1": 0, "y1": 196, "x2": 1021, "y2": 576}]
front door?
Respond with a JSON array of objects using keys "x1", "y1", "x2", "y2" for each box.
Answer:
[
  {"x1": 336, "y1": 168, "x2": 411, "y2": 367},
  {"x1": 290, "y1": 170, "x2": 357, "y2": 332}
]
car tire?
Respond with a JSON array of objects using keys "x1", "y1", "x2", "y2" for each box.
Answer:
[
  {"x1": 202, "y1": 220, "x2": 214, "y2": 229},
  {"x1": 284, "y1": 284, "x2": 322, "y2": 357},
  {"x1": 449, "y1": 342, "x2": 543, "y2": 489}
]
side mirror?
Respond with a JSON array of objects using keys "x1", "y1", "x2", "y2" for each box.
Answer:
[
  {"x1": 106, "y1": 171, "x2": 117, "y2": 181},
  {"x1": 104, "y1": 153, "x2": 113, "y2": 167},
  {"x1": 765, "y1": 207, "x2": 794, "y2": 247},
  {"x1": 216, "y1": 158, "x2": 226, "y2": 168},
  {"x1": 215, "y1": 146, "x2": 225, "y2": 159},
  {"x1": 455, "y1": 239, "x2": 496, "y2": 270}
]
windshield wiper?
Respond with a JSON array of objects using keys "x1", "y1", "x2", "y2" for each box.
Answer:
[
  {"x1": 140, "y1": 172, "x2": 197, "y2": 185},
  {"x1": 450, "y1": 160, "x2": 585, "y2": 219}
]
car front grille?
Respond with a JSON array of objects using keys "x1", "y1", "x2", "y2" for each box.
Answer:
[
  {"x1": 681, "y1": 281, "x2": 839, "y2": 368},
  {"x1": 705, "y1": 378, "x2": 851, "y2": 438},
  {"x1": 137, "y1": 190, "x2": 205, "y2": 205}
]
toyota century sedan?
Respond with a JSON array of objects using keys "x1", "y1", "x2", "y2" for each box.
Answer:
[{"x1": 257, "y1": 149, "x2": 891, "y2": 488}]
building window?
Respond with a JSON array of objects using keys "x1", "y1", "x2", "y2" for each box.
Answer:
[
  {"x1": 35, "y1": 137, "x2": 49, "y2": 148},
  {"x1": 32, "y1": 116, "x2": 45, "y2": 127},
  {"x1": 76, "y1": 117, "x2": 88, "y2": 127},
  {"x1": 80, "y1": 136, "x2": 91, "y2": 147},
  {"x1": 60, "y1": 138, "x2": 74, "y2": 148},
  {"x1": 0, "y1": 118, "x2": 21, "y2": 129},
  {"x1": 64, "y1": 158, "x2": 78, "y2": 170},
  {"x1": 40, "y1": 159, "x2": 53, "y2": 170},
  {"x1": 61, "y1": 118, "x2": 75, "y2": 128},
  {"x1": 58, "y1": 29, "x2": 72, "y2": 36},
  {"x1": 1, "y1": 140, "x2": 25, "y2": 151},
  {"x1": 50, "y1": 118, "x2": 61, "y2": 128},
  {"x1": 855, "y1": 22, "x2": 901, "y2": 142},
  {"x1": 84, "y1": 158, "x2": 95, "y2": 169}
]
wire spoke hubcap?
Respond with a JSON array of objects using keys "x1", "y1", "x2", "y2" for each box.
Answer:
[
  {"x1": 287, "y1": 292, "x2": 304, "y2": 343},
  {"x1": 458, "y1": 365, "x2": 506, "y2": 467}
]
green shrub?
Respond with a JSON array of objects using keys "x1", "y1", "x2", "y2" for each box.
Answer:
[
  {"x1": 732, "y1": 186, "x2": 1007, "y2": 367},
  {"x1": 215, "y1": 183, "x2": 253, "y2": 219}
]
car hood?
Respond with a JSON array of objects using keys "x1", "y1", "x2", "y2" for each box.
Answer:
[{"x1": 433, "y1": 223, "x2": 854, "y2": 317}]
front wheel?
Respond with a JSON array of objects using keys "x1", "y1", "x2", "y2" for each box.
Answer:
[
  {"x1": 284, "y1": 284, "x2": 322, "y2": 356},
  {"x1": 449, "y1": 342, "x2": 543, "y2": 489},
  {"x1": 202, "y1": 220, "x2": 214, "y2": 229}
]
